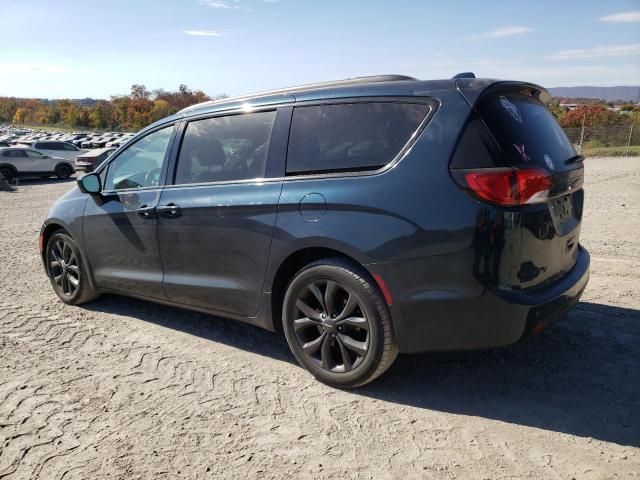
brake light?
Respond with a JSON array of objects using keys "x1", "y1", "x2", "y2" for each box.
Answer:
[{"x1": 462, "y1": 168, "x2": 552, "y2": 206}]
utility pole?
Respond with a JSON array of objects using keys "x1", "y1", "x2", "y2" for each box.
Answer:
[{"x1": 626, "y1": 124, "x2": 634, "y2": 157}]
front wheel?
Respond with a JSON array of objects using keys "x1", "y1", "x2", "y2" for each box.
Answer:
[
  {"x1": 282, "y1": 258, "x2": 398, "y2": 388},
  {"x1": 55, "y1": 164, "x2": 73, "y2": 180},
  {"x1": 46, "y1": 231, "x2": 99, "y2": 305}
]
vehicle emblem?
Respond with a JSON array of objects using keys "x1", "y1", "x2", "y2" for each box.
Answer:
[{"x1": 513, "y1": 143, "x2": 530, "y2": 162}]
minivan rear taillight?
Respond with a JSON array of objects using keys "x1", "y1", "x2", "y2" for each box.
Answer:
[{"x1": 455, "y1": 168, "x2": 552, "y2": 206}]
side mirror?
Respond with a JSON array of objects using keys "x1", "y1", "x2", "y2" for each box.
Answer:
[
  {"x1": 42, "y1": 155, "x2": 49, "y2": 159},
  {"x1": 77, "y1": 173, "x2": 101, "y2": 194}
]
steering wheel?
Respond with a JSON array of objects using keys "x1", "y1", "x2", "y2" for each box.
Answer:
[{"x1": 144, "y1": 168, "x2": 162, "y2": 186}]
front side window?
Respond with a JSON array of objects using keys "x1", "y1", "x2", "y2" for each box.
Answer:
[
  {"x1": 63, "y1": 143, "x2": 78, "y2": 151},
  {"x1": 104, "y1": 125, "x2": 174, "y2": 191},
  {"x1": 174, "y1": 111, "x2": 276, "y2": 185},
  {"x1": 26, "y1": 150, "x2": 46, "y2": 158},
  {"x1": 286, "y1": 102, "x2": 429, "y2": 175}
]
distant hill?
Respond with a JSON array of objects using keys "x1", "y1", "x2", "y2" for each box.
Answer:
[{"x1": 548, "y1": 86, "x2": 639, "y2": 103}]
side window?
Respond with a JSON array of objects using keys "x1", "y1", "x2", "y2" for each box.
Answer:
[
  {"x1": 6, "y1": 150, "x2": 26, "y2": 158},
  {"x1": 25, "y1": 150, "x2": 45, "y2": 158},
  {"x1": 63, "y1": 143, "x2": 78, "y2": 151},
  {"x1": 104, "y1": 125, "x2": 174, "y2": 191},
  {"x1": 286, "y1": 102, "x2": 429, "y2": 175},
  {"x1": 174, "y1": 111, "x2": 276, "y2": 185}
]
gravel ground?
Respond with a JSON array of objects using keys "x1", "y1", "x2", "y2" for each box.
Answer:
[{"x1": 0, "y1": 158, "x2": 638, "y2": 479}]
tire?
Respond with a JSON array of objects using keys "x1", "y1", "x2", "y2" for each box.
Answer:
[
  {"x1": 282, "y1": 257, "x2": 398, "y2": 388},
  {"x1": 55, "y1": 164, "x2": 73, "y2": 180},
  {"x1": 45, "y1": 231, "x2": 99, "y2": 305},
  {"x1": 0, "y1": 167, "x2": 15, "y2": 183}
]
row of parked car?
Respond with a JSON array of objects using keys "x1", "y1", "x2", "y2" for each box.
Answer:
[
  {"x1": 1, "y1": 126, "x2": 135, "y2": 150},
  {"x1": 0, "y1": 125, "x2": 135, "y2": 182}
]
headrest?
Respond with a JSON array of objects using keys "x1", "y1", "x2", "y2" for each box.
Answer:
[{"x1": 184, "y1": 136, "x2": 226, "y2": 167}]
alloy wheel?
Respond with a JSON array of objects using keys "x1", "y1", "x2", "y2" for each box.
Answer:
[
  {"x1": 292, "y1": 280, "x2": 370, "y2": 373},
  {"x1": 49, "y1": 239, "x2": 80, "y2": 297}
]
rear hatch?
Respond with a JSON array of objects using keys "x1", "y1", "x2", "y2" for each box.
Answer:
[{"x1": 452, "y1": 84, "x2": 584, "y2": 291}]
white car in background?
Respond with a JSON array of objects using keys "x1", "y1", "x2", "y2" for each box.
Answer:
[
  {"x1": 30, "y1": 141, "x2": 84, "y2": 160},
  {"x1": 0, "y1": 147, "x2": 75, "y2": 182}
]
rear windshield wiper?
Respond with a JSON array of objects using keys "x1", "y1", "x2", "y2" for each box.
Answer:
[{"x1": 565, "y1": 155, "x2": 584, "y2": 165}]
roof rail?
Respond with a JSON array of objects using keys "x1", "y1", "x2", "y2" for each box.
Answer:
[{"x1": 179, "y1": 74, "x2": 418, "y2": 113}]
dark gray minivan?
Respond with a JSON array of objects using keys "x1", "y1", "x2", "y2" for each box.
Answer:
[{"x1": 41, "y1": 74, "x2": 589, "y2": 387}]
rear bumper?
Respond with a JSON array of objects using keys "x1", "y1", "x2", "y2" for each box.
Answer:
[
  {"x1": 74, "y1": 162, "x2": 94, "y2": 172},
  {"x1": 366, "y1": 246, "x2": 590, "y2": 353}
]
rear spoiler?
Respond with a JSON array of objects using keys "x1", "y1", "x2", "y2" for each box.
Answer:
[{"x1": 455, "y1": 79, "x2": 552, "y2": 107}]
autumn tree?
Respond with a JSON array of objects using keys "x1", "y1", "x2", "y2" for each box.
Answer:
[
  {"x1": 559, "y1": 104, "x2": 631, "y2": 128},
  {"x1": 1, "y1": 84, "x2": 222, "y2": 131}
]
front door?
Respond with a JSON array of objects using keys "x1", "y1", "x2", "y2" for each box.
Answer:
[
  {"x1": 156, "y1": 109, "x2": 284, "y2": 316},
  {"x1": 83, "y1": 125, "x2": 176, "y2": 299}
]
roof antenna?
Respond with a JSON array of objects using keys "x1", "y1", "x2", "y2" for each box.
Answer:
[{"x1": 452, "y1": 72, "x2": 476, "y2": 79}]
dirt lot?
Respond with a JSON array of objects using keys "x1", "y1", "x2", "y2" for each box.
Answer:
[{"x1": 0, "y1": 158, "x2": 638, "y2": 479}]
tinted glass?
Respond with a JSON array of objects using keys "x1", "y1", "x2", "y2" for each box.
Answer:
[
  {"x1": 174, "y1": 111, "x2": 276, "y2": 185},
  {"x1": 25, "y1": 150, "x2": 45, "y2": 158},
  {"x1": 3, "y1": 150, "x2": 25, "y2": 158},
  {"x1": 286, "y1": 102, "x2": 429, "y2": 175},
  {"x1": 63, "y1": 143, "x2": 78, "y2": 151},
  {"x1": 477, "y1": 93, "x2": 576, "y2": 171},
  {"x1": 104, "y1": 126, "x2": 174, "y2": 190}
]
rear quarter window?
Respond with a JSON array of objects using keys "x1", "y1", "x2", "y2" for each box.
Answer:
[{"x1": 286, "y1": 102, "x2": 429, "y2": 175}]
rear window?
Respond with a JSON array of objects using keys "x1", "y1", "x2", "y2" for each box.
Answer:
[
  {"x1": 477, "y1": 93, "x2": 576, "y2": 170},
  {"x1": 286, "y1": 102, "x2": 429, "y2": 175}
]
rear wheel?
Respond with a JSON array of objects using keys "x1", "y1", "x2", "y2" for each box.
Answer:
[
  {"x1": 55, "y1": 164, "x2": 73, "y2": 180},
  {"x1": 0, "y1": 167, "x2": 15, "y2": 183},
  {"x1": 282, "y1": 258, "x2": 398, "y2": 388},
  {"x1": 46, "y1": 231, "x2": 99, "y2": 305}
]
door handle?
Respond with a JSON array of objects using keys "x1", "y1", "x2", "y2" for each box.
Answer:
[
  {"x1": 156, "y1": 203, "x2": 181, "y2": 218},
  {"x1": 135, "y1": 205, "x2": 157, "y2": 218}
]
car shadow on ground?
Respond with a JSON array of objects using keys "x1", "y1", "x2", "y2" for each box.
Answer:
[
  {"x1": 84, "y1": 296, "x2": 640, "y2": 447},
  {"x1": 12, "y1": 177, "x2": 76, "y2": 187}
]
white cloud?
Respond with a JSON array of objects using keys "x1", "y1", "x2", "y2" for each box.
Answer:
[
  {"x1": 0, "y1": 63, "x2": 69, "y2": 75},
  {"x1": 199, "y1": 0, "x2": 239, "y2": 9},
  {"x1": 546, "y1": 43, "x2": 640, "y2": 60},
  {"x1": 183, "y1": 29, "x2": 224, "y2": 37},
  {"x1": 599, "y1": 11, "x2": 640, "y2": 23},
  {"x1": 465, "y1": 25, "x2": 533, "y2": 41}
]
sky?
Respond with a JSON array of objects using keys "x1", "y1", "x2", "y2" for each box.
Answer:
[{"x1": 0, "y1": 0, "x2": 639, "y2": 99}]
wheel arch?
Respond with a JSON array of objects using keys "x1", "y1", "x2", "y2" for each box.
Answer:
[
  {"x1": 269, "y1": 246, "x2": 376, "y2": 332},
  {"x1": 0, "y1": 163, "x2": 18, "y2": 174},
  {"x1": 40, "y1": 220, "x2": 98, "y2": 291},
  {"x1": 54, "y1": 161, "x2": 74, "y2": 172}
]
